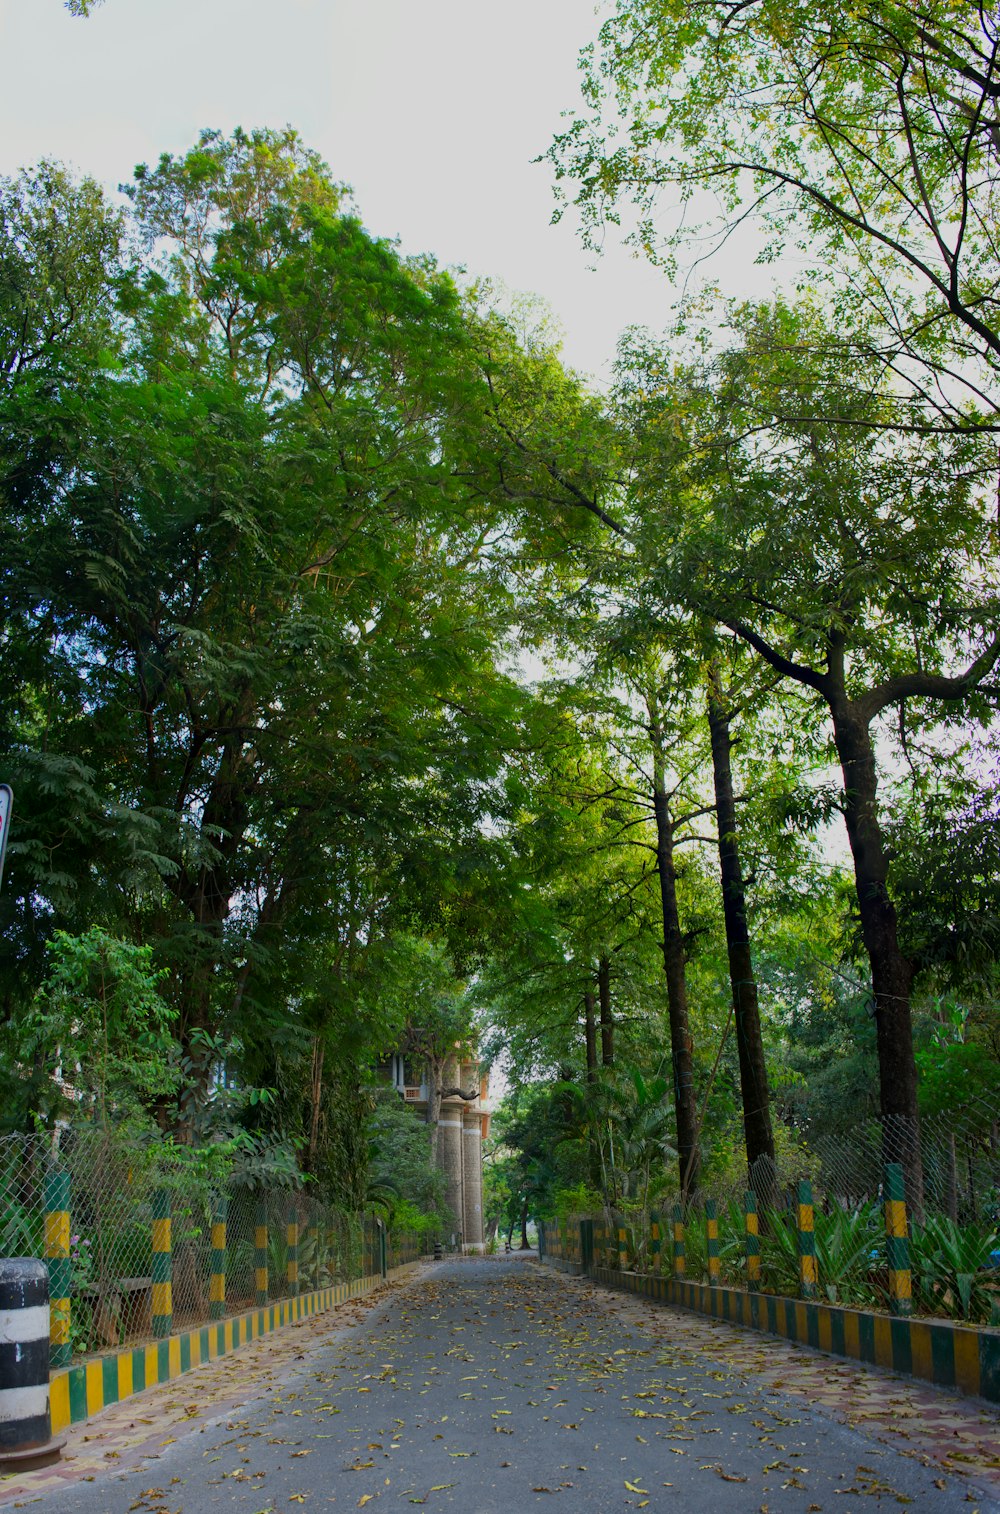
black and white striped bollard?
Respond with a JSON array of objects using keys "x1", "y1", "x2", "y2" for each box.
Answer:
[{"x1": 0, "y1": 1258, "x2": 65, "y2": 1468}]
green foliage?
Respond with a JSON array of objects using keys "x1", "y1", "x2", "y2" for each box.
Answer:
[
  {"x1": 367, "y1": 1089, "x2": 448, "y2": 1232},
  {"x1": 22, "y1": 928, "x2": 179, "y2": 1125},
  {"x1": 551, "y1": 0, "x2": 1000, "y2": 413},
  {"x1": 910, "y1": 1215, "x2": 1000, "y2": 1323},
  {"x1": 552, "y1": 1182, "x2": 602, "y2": 1221}
]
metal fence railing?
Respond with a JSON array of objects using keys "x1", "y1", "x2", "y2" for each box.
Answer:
[
  {"x1": 0, "y1": 1130, "x2": 430, "y2": 1364},
  {"x1": 539, "y1": 1102, "x2": 1000, "y2": 1327}
]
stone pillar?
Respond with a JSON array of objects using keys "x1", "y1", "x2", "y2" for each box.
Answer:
[
  {"x1": 438, "y1": 1109, "x2": 464, "y2": 1248},
  {"x1": 462, "y1": 1110, "x2": 484, "y2": 1252}
]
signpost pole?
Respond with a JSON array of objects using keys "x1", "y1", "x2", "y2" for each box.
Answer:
[{"x1": 0, "y1": 786, "x2": 12, "y2": 891}]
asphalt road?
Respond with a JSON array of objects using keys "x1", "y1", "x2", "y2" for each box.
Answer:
[{"x1": 12, "y1": 1257, "x2": 1000, "y2": 1513}]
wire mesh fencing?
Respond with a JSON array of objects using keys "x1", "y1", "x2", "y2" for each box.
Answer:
[
  {"x1": 545, "y1": 1099, "x2": 1000, "y2": 1326},
  {"x1": 0, "y1": 1130, "x2": 429, "y2": 1363}
]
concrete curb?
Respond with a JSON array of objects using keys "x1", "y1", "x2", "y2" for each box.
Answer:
[
  {"x1": 538, "y1": 1257, "x2": 1000, "y2": 1405},
  {"x1": 50, "y1": 1261, "x2": 423, "y2": 1433}
]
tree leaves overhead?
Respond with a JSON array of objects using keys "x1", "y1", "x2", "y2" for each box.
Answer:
[{"x1": 550, "y1": 0, "x2": 1000, "y2": 418}]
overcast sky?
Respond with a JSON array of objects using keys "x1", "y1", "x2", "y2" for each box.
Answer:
[{"x1": 0, "y1": 0, "x2": 784, "y2": 384}]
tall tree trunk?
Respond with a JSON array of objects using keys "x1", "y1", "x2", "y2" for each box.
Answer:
[
  {"x1": 652, "y1": 759, "x2": 701, "y2": 1203},
  {"x1": 306, "y1": 1033, "x2": 326, "y2": 1175},
  {"x1": 584, "y1": 990, "x2": 598, "y2": 1082},
  {"x1": 597, "y1": 956, "x2": 614, "y2": 1066},
  {"x1": 519, "y1": 1195, "x2": 530, "y2": 1250},
  {"x1": 706, "y1": 685, "x2": 777, "y2": 1208},
  {"x1": 829, "y1": 698, "x2": 923, "y2": 1214}
]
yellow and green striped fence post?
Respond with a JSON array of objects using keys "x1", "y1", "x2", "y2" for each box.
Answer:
[
  {"x1": 306, "y1": 1223, "x2": 318, "y2": 1289},
  {"x1": 650, "y1": 1211, "x2": 662, "y2": 1272},
  {"x1": 44, "y1": 1169, "x2": 71, "y2": 1369},
  {"x1": 616, "y1": 1215, "x2": 628, "y2": 1271},
  {"x1": 744, "y1": 1190, "x2": 760, "y2": 1290},
  {"x1": 287, "y1": 1202, "x2": 299, "y2": 1297},
  {"x1": 706, "y1": 1198, "x2": 720, "y2": 1284},
  {"x1": 884, "y1": 1162, "x2": 912, "y2": 1317},
  {"x1": 255, "y1": 1200, "x2": 269, "y2": 1306},
  {"x1": 151, "y1": 1188, "x2": 172, "y2": 1338},
  {"x1": 672, "y1": 1203, "x2": 685, "y2": 1279},
  {"x1": 796, "y1": 1178, "x2": 817, "y2": 1299},
  {"x1": 210, "y1": 1197, "x2": 227, "y2": 1321}
]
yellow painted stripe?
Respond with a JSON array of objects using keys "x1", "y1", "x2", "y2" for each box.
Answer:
[
  {"x1": 885, "y1": 1200, "x2": 907, "y2": 1236},
  {"x1": 706, "y1": 1220, "x2": 718, "y2": 1240},
  {"x1": 152, "y1": 1217, "x2": 172, "y2": 1251},
  {"x1": 210, "y1": 1275, "x2": 226, "y2": 1303},
  {"x1": 802, "y1": 1256, "x2": 818, "y2": 1284},
  {"x1": 211, "y1": 1223, "x2": 226, "y2": 1249},
  {"x1": 168, "y1": 1337, "x2": 181, "y2": 1378},
  {"x1": 86, "y1": 1360, "x2": 103, "y2": 1417},
  {"x1": 152, "y1": 1282, "x2": 172, "y2": 1316},
  {"x1": 51, "y1": 1301, "x2": 71, "y2": 1346},
  {"x1": 818, "y1": 1307, "x2": 833, "y2": 1353},
  {"x1": 288, "y1": 1261, "x2": 298, "y2": 1282},
  {"x1": 746, "y1": 1214, "x2": 758, "y2": 1236},
  {"x1": 954, "y1": 1329, "x2": 980, "y2": 1395},
  {"x1": 911, "y1": 1321, "x2": 932, "y2": 1381},
  {"x1": 794, "y1": 1302, "x2": 807, "y2": 1340},
  {"x1": 255, "y1": 1226, "x2": 267, "y2": 1248},
  {"x1": 224, "y1": 1321, "x2": 234, "y2": 1352},
  {"x1": 889, "y1": 1269, "x2": 912, "y2": 1298},
  {"x1": 287, "y1": 1224, "x2": 298, "y2": 1246},
  {"x1": 145, "y1": 1344, "x2": 159, "y2": 1386},
  {"x1": 118, "y1": 1352, "x2": 133, "y2": 1399},
  {"x1": 50, "y1": 1373, "x2": 70, "y2": 1433},
  {"x1": 844, "y1": 1311, "x2": 860, "y2": 1360},
  {"x1": 44, "y1": 1212, "x2": 70, "y2": 1253},
  {"x1": 191, "y1": 1332, "x2": 201, "y2": 1367},
  {"x1": 255, "y1": 1267, "x2": 268, "y2": 1292},
  {"x1": 798, "y1": 1204, "x2": 814, "y2": 1230}
]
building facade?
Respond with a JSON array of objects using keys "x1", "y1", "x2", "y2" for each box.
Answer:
[{"x1": 386, "y1": 1049, "x2": 490, "y2": 1253}]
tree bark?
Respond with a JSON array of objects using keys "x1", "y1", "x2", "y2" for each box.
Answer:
[
  {"x1": 584, "y1": 990, "x2": 598, "y2": 1082},
  {"x1": 829, "y1": 696, "x2": 924, "y2": 1214},
  {"x1": 306, "y1": 1034, "x2": 326, "y2": 1176},
  {"x1": 597, "y1": 957, "x2": 614, "y2": 1067},
  {"x1": 651, "y1": 759, "x2": 701, "y2": 1202},
  {"x1": 706, "y1": 686, "x2": 777, "y2": 1208}
]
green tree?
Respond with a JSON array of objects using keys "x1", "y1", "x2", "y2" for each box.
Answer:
[
  {"x1": 0, "y1": 130, "x2": 552, "y2": 1151},
  {"x1": 621, "y1": 297, "x2": 1000, "y2": 1205},
  {"x1": 23, "y1": 927, "x2": 179, "y2": 1127},
  {"x1": 550, "y1": 0, "x2": 1000, "y2": 415}
]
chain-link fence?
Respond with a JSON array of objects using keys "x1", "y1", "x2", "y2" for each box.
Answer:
[
  {"x1": 0, "y1": 1130, "x2": 429, "y2": 1363},
  {"x1": 542, "y1": 1099, "x2": 1000, "y2": 1326}
]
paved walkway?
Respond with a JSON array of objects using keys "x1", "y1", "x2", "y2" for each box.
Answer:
[{"x1": 2, "y1": 1257, "x2": 998, "y2": 1512}]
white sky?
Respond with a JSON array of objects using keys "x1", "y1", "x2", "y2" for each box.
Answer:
[{"x1": 0, "y1": 0, "x2": 775, "y2": 385}]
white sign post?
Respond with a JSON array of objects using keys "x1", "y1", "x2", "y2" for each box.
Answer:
[{"x1": 0, "y1": 785, "x2": 12, "y2": 891}]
